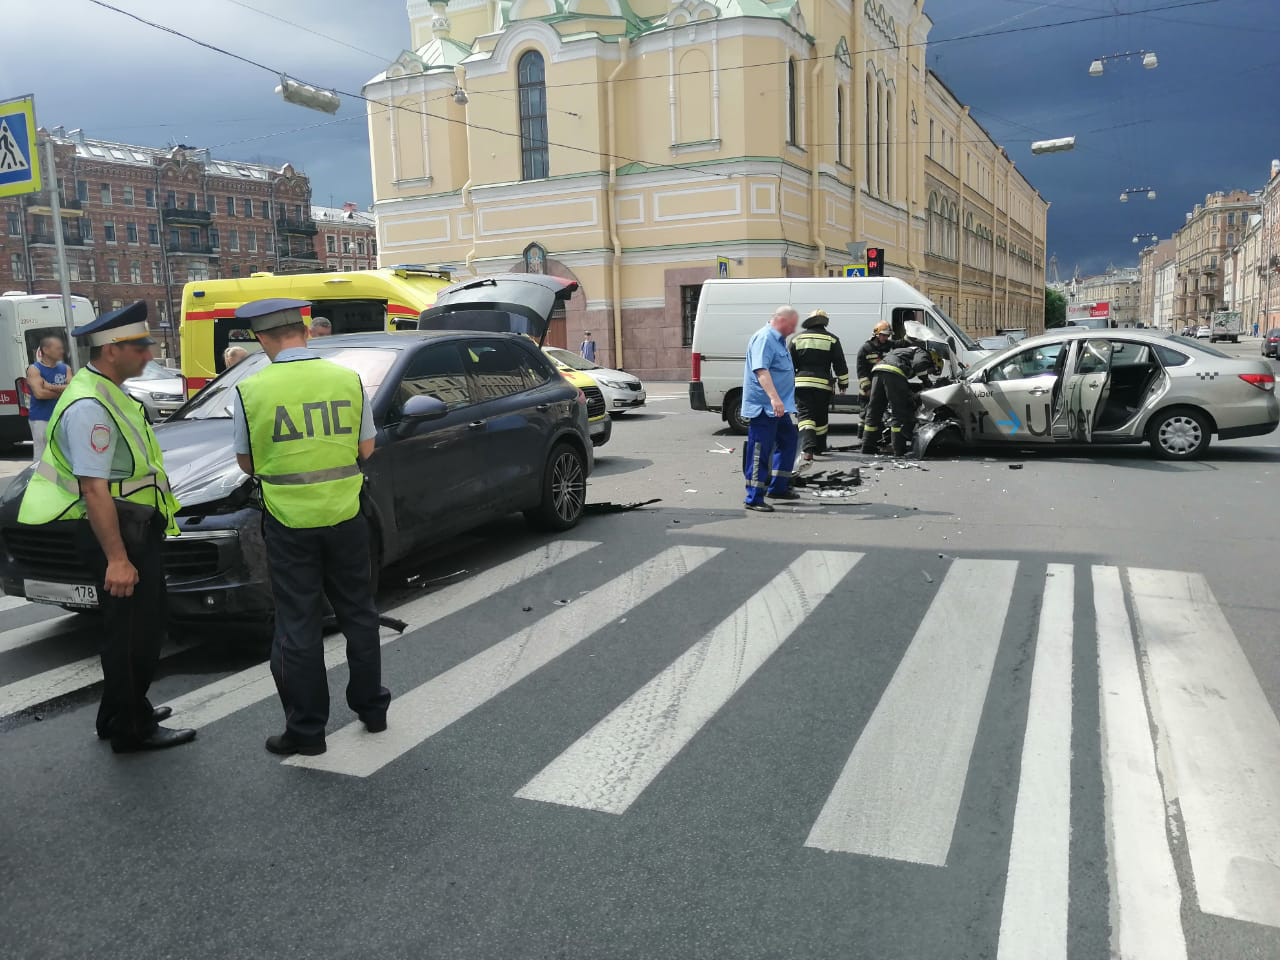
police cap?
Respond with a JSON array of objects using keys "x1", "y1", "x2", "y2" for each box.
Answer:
[
  {"x1": 235, "y1": 298, "x2": 310, "y2": 334},
  {"x1": 73, "y1": 300, "x2": 155, "y2": 347}
]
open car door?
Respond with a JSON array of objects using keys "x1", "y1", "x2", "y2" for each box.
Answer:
[
  {"x1": 1052, "y1": 338, "x2": 1112, "y2": 442},
  {"x1": 419, "y1": 274, "x2": 579, "y2": 347}
]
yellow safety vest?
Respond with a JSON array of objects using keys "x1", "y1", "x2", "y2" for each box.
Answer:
[
  {"x1": 18, "y1": 367, "x2": 180, "y2": 536},
  {"x1": 237, "y1": 357, "x2": 365, "y2": 529}
]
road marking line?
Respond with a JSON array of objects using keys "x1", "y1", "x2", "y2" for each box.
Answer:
[
  {"x1": 804, "y1": 558, "x2": 1018, "y2": 866},
  {"x1": 1093, "y1": 565, "x2": 1186, "y2": 960},
  {"x1": 0, "y1": 613, "x2": 78, "y2": 656},
  {"x1": 1129, "y1": 567, "x2": 1280, "y2": 929},
  {"x1": 516, "y1": 550, "x2": 863, "y2": 814},
  {"x1": 287, "y1": 544, "x2": 722, "y2": 777},
  {"x1": 997, "y1": 564, "x2": 1073, "y2": 960},
  {"x1": 165, "y1": 540, "x2": 602, "y2": 731}
]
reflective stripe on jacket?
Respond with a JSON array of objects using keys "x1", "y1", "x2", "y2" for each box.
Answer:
[{"x1": 237, "y1": 358, "x2": 365, "y2": 529}]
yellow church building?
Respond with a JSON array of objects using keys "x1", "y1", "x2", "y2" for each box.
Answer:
[{"x1": 365, "y1": 0, "x2": 1049, "y2": 378}]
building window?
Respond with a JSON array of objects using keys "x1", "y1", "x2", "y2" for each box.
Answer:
[
  {"x1": 231, "y1": 264, "x2": 241, "y2": 278},
  {"x1": 129, "y1": 262, "x2": 142, "y2": 284},
  {"x1": 103, "y1": 221, "x2": 116, "y2": 243},
  {"x1": 242, "y1": 197, "x2": 253, "y2": 217},
  {"x1": 68, "y1": 260, "x2": 80, "y2": 282},
  {"x1": 885, "y1": 89, "x2": 894, "y2": 199},
  {"x1": 152, "y1": 261, "x2": 161, "y2": 283},
  {"x1": 148, "y1": 223, "x2": 159, "y2": 245},
  {"x1": 342, "y1": 237, "x2": 353, "y2": 254},
  {"x1": 681, "y1": 284, "x2": 701, "y2": 347},
  {"x1": 865, "y1": 74, "x2": 874, "y2": 191},
  {"x1": 169, "y1": 228, "x2": 179, "y2": 247},
  {"x1": 210, "y1": 227, "x2": 220, "y2": 249},
  {"x1": 5, "y1": 212, "x2": 17, "y2": 236},
  {"x1": 122, "y1": 185, "x2": 134, "y2": 206},
  {"x1": 836, "y1": 87, "x2": 845, "y2": 165},
  {"x1": 229, "y1": 229, "x2": 239, "y2": 252},
  {"x1": 165, "y1": 190, "x2": 176, "y2": 209},
  {"x1": 100, "y1": 183, "x2": 111, "y2": 205},
  {"x1": 144, "y1": 188, "x2": 155, "y2": 208},
  {"x1": 76, "y1": 180, "x2": 88, "y2": 202},
  {"x1": 356, "y1": 238, "x2": 366, "y2": 256},
  {"x1": 248, "y1": 232, "x2": 257, "y2": 252},
  {"x1": 10, "y1": 253, "x2": 24, "y2": 280},
  {"x1": 188, "y1": 261, "x2": 209, "y2": 282},
  {"x1": 1226, "y1": 233, "x2": 1234, "y2": 247},
  {"x1": 80, "y1": 217, "x2": 92, "y2": 241},
  {"x1": 86, "y1": 260, "x2": 95, "y2": 281},
  {"x1": 786, "y1": 58, "x2": 798, "y2": 145},
  {"x1": 326, "y1": 235, "x2": 336, "y2": 254},
  {"x1": 107, "y1": 259, "x2": 120, "y2": 283},
  {"x1": 226, "y1": 196, "x2": 235, "y2": 216},
  {"x1": 126, "y1": 222, "x2": 138, "y2": 244},
  {"x1": 518, "y1": 50, "x2": 550, "y2": 181}
]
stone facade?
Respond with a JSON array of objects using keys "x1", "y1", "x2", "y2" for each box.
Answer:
[
  {"x1": 1138, "y1": 237, "x2": 1174, "y2": 328},
  {"x1": 364, "y1": 0, "x2": 1048, "y2": 378},
  {"x1": 1172, "y1": 189, "x2": 1260, "y2": 331},
  {"x1": 314, "y1": 203, "x2": 378, "y2": 272}
]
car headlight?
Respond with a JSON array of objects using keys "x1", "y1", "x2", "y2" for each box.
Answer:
[
  {"x1": 149, "y1": 391, "x2": 185, "y2": 402},
  {"x1": 597, "y1": 379, "x2": 627, "y2": 389}
]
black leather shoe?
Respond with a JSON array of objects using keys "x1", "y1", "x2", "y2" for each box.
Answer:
[
  {"x1": 110, "y1": 725, "x2": 196, "y2": 754},
  {"x1": 362, "y1": 714, "x2": 387, "y2": 734},
  {"x1": 265, "y1": 733, "x2": 326, "y2": 756},
  {"x1": 97, "y1": 706, "x2": 175, "y2": 740},
  {"x1": 767, "y1": 489, "x2": 801, "y2": 500},
  {"x1": 744, "y1": 502, "x2": 775, "y2": 513}
]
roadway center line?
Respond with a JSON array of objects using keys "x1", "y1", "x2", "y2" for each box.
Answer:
[
  {"x1": 804, "y1": 558, "x2": 1018, "y2": 866},
  {"x1": 1093, "y1": 565, "x2": 1186, "y2": 960},
  {"x1": 515, "y1": 550, "x2": 863, "y2": 815},
  {"x1": 997, "y1": 564, "x2": 1073, "y2": 960},
  {"x1": 287, "y1": 544, "x2": 722, "y2": 777},
  {"x1": 164, "y1": 540, "x2": 602, "y2": 731},
  {"x1": 1129, "y1": 567, "x2": 1280, "y2": 930}
]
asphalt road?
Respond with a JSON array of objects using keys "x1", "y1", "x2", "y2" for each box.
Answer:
[{"x1": 1, "y1": 339, "x2": 1278, "y2": 959}]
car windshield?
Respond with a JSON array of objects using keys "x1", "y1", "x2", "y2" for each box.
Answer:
[
  {"x1": 132, "y1": 359, "x2": 179, "y2": 381},
  {"x1": 171, "y1": 347, "x2": 400, "y2": 421},
  {"x1": 929, "y1": 303, "x2": 980, "y2": 350},
  {"x1": 546, "y1": 347, "x2": 598, "y2": 371}
]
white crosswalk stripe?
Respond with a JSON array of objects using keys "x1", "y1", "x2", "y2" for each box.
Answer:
[
  {"x1": 515, "y1": 550, "x2": 862, "y2": 814},
  {"x1": 0, "y1": 594, "x2": 31, "y2": 613},
  {"x1": 804, "y1": 558, "x2": 1018, "y2": 866},
  {"x1": 287, "y1": 544, "x2": 721, "y2": 777},
  {"x1": 0, "y1": 612, "x2": 78, "y2": 656},
  {"x1": 1129, "y1": 568, "x2": 1280, "y2": 930}
]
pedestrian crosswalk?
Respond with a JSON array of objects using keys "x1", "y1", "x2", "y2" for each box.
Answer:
[{"x1": 2, "y1": 538, "x2": 1279, "y2": 952}]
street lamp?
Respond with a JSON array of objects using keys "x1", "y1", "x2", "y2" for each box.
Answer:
[
  {"x1": 276, "y1": 75, "x2": 340, "y2": 114},
  {"x1": 1119, "y1": 186, "x2": 1156, "y2": 202},
  {"x1": 1031, "y1": 136, "x2": 1076, "y2": 155},
  {"x1": 1088, "y1": 51, "x2": 1159, "y2": 77},
  {"x1": 1133, "y1": 233, "x2": 1160, "y2": 244}
]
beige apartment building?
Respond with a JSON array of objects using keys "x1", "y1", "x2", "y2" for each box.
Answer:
[
  {"x1": 1172, "y1": 189, "x2": 1259, "y2": 331},
  {"x1": 1261, "y1": 160, "x2": 1280, "y2": 331},
  {"x1": 364, "y1": 0, "x2": 1048, "y2": 377},
  {"x1": 1072, "y1": 265, "x2": 1140, "y2": 327},
  {"x1": 1138, "y1": 237, "x2": 1173, "y2": 326}
]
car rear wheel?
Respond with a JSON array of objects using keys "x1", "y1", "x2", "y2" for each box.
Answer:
[
  {"x1": 1148, "y1": 407, "x2": 1211, "y2": 460},
  {"x1": 723, "y1": 391, "x2": 749, "y2": 435},
  {"x1": 525, "y1": 442, "x2": 587, "y2": 531}
]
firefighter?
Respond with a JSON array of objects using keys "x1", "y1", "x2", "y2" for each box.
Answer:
[
  {"x1": 855, "y1": 320, "x2": 894, "y2": 397},
  {"x1": 789, "y1": 309, "x2": 849, "y2": 461},
  {"x1": 861, "y1": 327, "x2": 944, "y2": 457}
]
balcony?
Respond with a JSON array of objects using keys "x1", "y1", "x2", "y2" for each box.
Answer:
[
  {"x1": 279, "y1": 248, "x2": 318, "y2": 261},
  {"x1": 26, "y1": 192, "x2": 83, "y2": 213},
  {"x1": 162, "y1": 206, "x2": 212, "y2": 226},
  {"x1": 28, "y1": 232, "x2": 86, "y2": 246},
  {"x1": 167, "y1": 241, "x2": 217, "y2": 256},
  {"x1": 276, "y1": 217, "x2": 318, "y2": 237}
]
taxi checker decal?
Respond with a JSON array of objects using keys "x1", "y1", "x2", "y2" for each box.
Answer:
[{"x1": 1195, "y1": 371, "x2": 1220, "y2": 380}]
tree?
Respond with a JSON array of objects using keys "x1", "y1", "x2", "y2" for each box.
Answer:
[{"x1": 1044, "y1": 288, "x2": 1066, "y2": 328}]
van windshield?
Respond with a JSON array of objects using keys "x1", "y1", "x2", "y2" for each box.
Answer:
[{"x1": 928, "y1": 304, "x2": 980, "y2": 350}]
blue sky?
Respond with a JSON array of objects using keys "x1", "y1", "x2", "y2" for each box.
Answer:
[{"x1": 6, "y1": 0, "x2": 1278, "y2": 276}]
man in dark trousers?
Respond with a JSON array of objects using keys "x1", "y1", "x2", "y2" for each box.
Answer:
[
  {"x1": 231, "y1": 298, "x2": 390, "y2": 756},
  {"x1": 861, "y1": 328, "x2": 942, "y2": 457},
  {"x1": 790, "y1": 309, "x2": 849, "y2": 462},
  {"x1": 18, "y1": 302, "x2": 195, "y2": 752}
]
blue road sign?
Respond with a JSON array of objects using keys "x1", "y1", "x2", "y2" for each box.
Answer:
[
  {"x1": 843, "y1": 264, "x2": 867, "y2": 278},
  {"x1": 716, "y1": 257, "x2": 730, "y2": 279},
  {"x1": 0, "y1": 95, "x2": 40, "y2": 198}
]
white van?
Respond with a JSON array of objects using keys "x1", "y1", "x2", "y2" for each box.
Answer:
[
  {"x1": 0, "y1": 292, "x2": 92, "y2": 447},
  {"x1": 688, "y1": 277, "x2": 989, "y2": 432}
]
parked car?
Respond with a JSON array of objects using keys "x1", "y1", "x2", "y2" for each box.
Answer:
[
  {"x1": 1262, "y1": 329, "x2": 1280, "y2": 358},
  {"x1": 123, "y1": 359, "x2": 187, "y2": 422},
  {"x1": 542, "y1": 347, "x2": 647, "y2": 415},
  {"x1": 0, "y1": 330, "x2": 592, "y2": 620},
  {"x1": 916, "y1": 329, "x2": 1278, "y2": 460},
  {"x1": 1196, "y1": 325, "x2": 1211, "y2": 339}
]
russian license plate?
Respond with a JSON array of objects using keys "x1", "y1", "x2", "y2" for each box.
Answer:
[{"x1": 24, "y1": 579, "x2": 99, "y2": 608}]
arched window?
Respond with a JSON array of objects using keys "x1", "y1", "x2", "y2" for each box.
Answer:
[
  {"x1": 518, "y1": 50, "x2": 549, "y2": 181},
  {"x1": 885, "y1": 88, "x2": 894, "y2": 199},
  {"x1": 875, "y1": 82, "x2": 885, "y2": 197},
  {"x1": 786, "y1": 58, "x2": 798, "y2": 145},
  {"x1": 836, "y1": 87, "x2": 845, "y2": 165},
  {"x1": 865, "y1": 74, "x2": 874, "y2": 191}
]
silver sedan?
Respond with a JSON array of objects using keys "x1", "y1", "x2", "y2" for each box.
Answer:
[
  {"x1": 917, "y1": 328, "x2": 1278, "y2": 459},
  {"x1": 123, "y1": 360, "x2": 187, "y2": 423}
]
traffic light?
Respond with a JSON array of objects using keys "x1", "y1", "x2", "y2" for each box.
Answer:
[{"x1": 866, "y1": 247, "x2": 884, "y2": 277}]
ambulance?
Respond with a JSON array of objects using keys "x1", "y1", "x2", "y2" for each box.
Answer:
[
  {"x1": 0, "y1": 292, "x2": 93, "y2": 446},
  {"x1": 178, "y1": 266, "x2": 453, "y2": 391}
]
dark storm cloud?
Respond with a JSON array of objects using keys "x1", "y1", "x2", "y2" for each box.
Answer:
[{"x1": 926, "y1": 0, "x2": 1280, "y2": 277}]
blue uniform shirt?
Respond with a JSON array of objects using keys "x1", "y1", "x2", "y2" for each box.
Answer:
[
  {"x1": 231, "y1": 347, "x2": 376, "y2": 456},
  {"x1": 28, "y1": 360, "x2": 69, "y2": 422},
  {"x1": 741, "y1": 324, "x2": 796, "y2": 419}
]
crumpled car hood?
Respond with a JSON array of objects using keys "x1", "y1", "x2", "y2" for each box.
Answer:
[{"x1": 153, "y1": 419, "x2": 250, "y2": 509}]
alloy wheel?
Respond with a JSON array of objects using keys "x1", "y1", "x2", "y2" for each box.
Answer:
[{"x1": 551, "y1": 451, "x2": 586, "y2": 522}]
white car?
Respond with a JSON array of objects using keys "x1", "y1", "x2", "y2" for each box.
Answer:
[{"x1": 543, "y1": 347, "x2": 647, "y2": 415}]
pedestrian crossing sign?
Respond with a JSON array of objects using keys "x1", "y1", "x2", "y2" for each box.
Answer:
[
  {"x1": 716, "y1": 257, "x2": 730, "y2": 279},
  {"x1": 843, "y1": 263, "x2": 867, "y2": 277},
  {"x1": 0, "y1": 95, "x2": 41, "y2": 199}
]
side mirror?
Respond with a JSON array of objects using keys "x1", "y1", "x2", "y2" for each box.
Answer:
[{"x1": 395, "y1": 394, "x2": 448, "y2": 436}]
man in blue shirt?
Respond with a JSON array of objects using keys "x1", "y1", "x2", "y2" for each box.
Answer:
[
  {"x1": 26, "y1": 335, "x2": 70, "y2": 460},
  {"x1": 741, "y1": 306, "x2": 800, "y2": 512}
]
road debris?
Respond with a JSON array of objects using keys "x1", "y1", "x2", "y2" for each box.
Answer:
[
  {"x1": 553, "y1": 599, "x2": 570, "y2": 606},
  {"x1": 1009, "y1": 464, "x2": 1024, "y2": 470},
  {"x1": 792, "y1": 468, "x2": 862, "y2": 489},
  {"x1": 707, "y1": 442, "x2": 734, "y2": 454},
  {"x1": 584, "y1": 498, "x2": 662, "y2": 514},
  {"x1": 922, "y1": 571, "x2": 934, "y2": 583}
]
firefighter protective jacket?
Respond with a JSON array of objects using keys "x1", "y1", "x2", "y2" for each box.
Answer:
[{"x1": 789, "y1": 327, "x2": 849, "y2": 392}]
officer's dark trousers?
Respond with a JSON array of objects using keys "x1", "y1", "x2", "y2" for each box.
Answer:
[
  {"x1": 75, "y1": 511, "x2": 167, "y2": 741},
  {"x1": 263, "y1": 513, "x2": 391, "y2": 744},
  {"x1": 862, "y1": 373, "x2": 916, "y2": 455},
  {"x1": 743, "y1": 412, "x2": 798, "y2": 505},
  {"x1": 795, "y1": 387, "x2": 832, "y2": 455}
]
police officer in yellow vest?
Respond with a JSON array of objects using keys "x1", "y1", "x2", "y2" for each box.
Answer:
[
  {"x1": 18, "y1": 301, "x2": 195, "y2": 753},
  {"x1": 230, "y1": 298, "x2": 390, "y2": 757}
]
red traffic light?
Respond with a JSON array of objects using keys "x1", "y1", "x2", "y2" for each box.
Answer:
[{"x1": 866, "y1": 247, "x2": 884, "y2": 276}]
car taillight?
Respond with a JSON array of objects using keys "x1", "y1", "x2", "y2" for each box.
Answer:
[
  {"x1": 14, "y1": 378, "x2": 29, "y2": 416},
  {"x1": 691, "y1": 352, "x2": 702, "y2": 381},
  {"x1": 1238, "y1": 373, "x2": 1275, "y2": 391}
]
